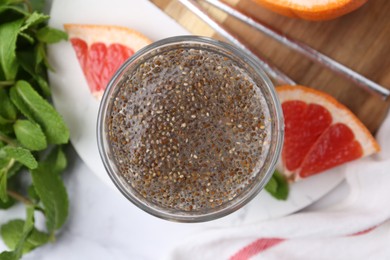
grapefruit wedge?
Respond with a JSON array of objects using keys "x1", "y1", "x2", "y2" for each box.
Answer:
[
  {"x1": 64, "y1": 24, "x2": 152, "y2": 100},
  {"x1": 251, "y1": 0, "x2": 367, "y2": 20},
  {"x1": 277, "y1": 85, "x2": 379, "y2": 181}
]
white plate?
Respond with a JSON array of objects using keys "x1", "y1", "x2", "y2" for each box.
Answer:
[{"x1": 48, "y1": 0, "x2": 345, "y2": 224}]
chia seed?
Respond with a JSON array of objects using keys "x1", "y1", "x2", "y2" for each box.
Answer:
[{"x1": 107, "y1": 46, "x2": 271, "y2": 212}]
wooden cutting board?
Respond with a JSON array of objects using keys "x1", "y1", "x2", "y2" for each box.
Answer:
[{"x1": 151, "y1": 0, "x2": 390, "y2": 134}]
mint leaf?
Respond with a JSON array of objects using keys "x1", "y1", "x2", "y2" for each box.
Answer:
[
  {"x1": 0, "y1": 166, "x2": 8, "y2": 202},
  {"x1": 0, "y1": 186, "x2": 15, "y2": 209},
  {"x1": 1, "y1": 220, "x2": 24, "y2": 251},
  {"x1": 0, "y1": 19, "x2": 23, "y2": 80},
  {"x1": 0, "y1": 157, "x2": 13, "y2": 202},
  {"x1": 31, "y1": 163, "x2": 69, "y2": 233},
  {"x1": 13, "y1": 119, "x2": 47, "y2": 151},
  {"x1": 2, "y1": 146, "x2": 37, "y2": 169},
  {"x1": 16, "y1": 51, "x2": 51, "y2": 96},
  {"x1": 0, "y1": 208, "x2": 35, "y2": 260},
  {"x1": 16, "y1": 50, "x2": 36, "y2": 76},
  {"x1": 0, "y1": 5, "x2": 28, "y2": 25},
  {"x1": 265, "y1": 175, "x2": 278, "y2": 194},
  {"x1": 272, "y1": 170, "x2": 289, "y2": 200},
  {"x1": 0, "y1": 124, "x2": 13, "y2": 135},
  {"x1": 36, "y1": 42, "x2": 53, "y2": 71},
  {"x1": 8, "y1": 206, "x2": 35, "y2": 259},
  {"x1": 0, "y1": 196, "x2": 14, "y2": 209},
  {"x1": 35, "y1": 75, "x2": 50, "y2": 96},
  {"x1": 265, "y1": 170, "x2": 289, "y2": 200},
  {"x1": 9, "y1": 80, "x2": 69, "y2": 144},
  {"x1": 27, "y1": 185, "x2": 39, "y2": 202},
  {"x1": 0, "y1": 157, "x2": 9, "y2": 169},
  {"x1": 30, "y1": 0, "x2": 45, "y2": 12},
  {"x1": 36, "y1": 27, "x2": 68, "y2": 44},
  {"x1": 0, "y1": 89, "x2": 17, "y2": 121},
  {"x1": 0, "y1": 251, "x2": 14, "y2": 260},
  {"x1": 0, "y1": 4, "x2": 27, "y2": 16},
  {"x1": 0, "y1": 115, "x2": 13, "y2": 125},
  {"x1": 18, "y1": 32, "x2": 34, "y2": 44},
  {"x1": 1, "y1": 219, "x2": 49, "y2": 254},
  {"x1": 6, "y1": 161, "x2": 21, "y2": 178},
  {"x1": 45, "y1": 146, "x2": 67, "y2": 174},
  {"x1": 19, "y1": 12, "x2": 49, "y2": 32}
]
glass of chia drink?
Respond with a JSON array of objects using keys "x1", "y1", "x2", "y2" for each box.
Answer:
[{"x1": 97, "y1": 36, "x2": 284, "y2": 222}]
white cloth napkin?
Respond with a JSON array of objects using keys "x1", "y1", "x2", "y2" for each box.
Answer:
[{"x1": 166, "y1": 111, "x2": 390, "y2": 260}]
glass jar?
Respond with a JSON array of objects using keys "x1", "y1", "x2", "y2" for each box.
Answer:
[{"x1": 97, "y1": 36, "x2": 284, "y2": 222}]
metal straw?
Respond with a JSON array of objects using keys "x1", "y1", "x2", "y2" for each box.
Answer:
[
  {"x1": 202, "y1": 0, "x2": 390, "y2": 100},
  {"x1": 178, "y1": 0, "x2": 296, "y2": 86}
]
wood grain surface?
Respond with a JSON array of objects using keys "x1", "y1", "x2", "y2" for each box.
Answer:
[{"x1": 151, "y1": 0, "x2": 390, "y2": 133}]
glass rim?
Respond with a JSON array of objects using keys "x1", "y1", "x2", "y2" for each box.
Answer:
[{"x1": 97, "y1": 35, "x2": 284, "y2": 223}]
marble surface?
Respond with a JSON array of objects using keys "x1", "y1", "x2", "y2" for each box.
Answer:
[{"x1": 0, "y1": 146, "x2": 348, "y2": 259}]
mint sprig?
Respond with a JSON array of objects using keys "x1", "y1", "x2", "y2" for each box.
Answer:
[
  {"x1": 265, "y1": 170, "x2": 289, "y2": 200},
  {"x1": 0, "y1": 0, "x2": 70, "y2": 258}
]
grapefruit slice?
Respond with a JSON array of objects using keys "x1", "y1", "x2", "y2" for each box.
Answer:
[
  {"x1": 251, "y1": 0, "x2": 367, "y2": 20},
  {"x1": 277, "y1": 85, "x2": 380, "y2": 181},
  {"x1": 64, "y1": 24, "x2": 152, "y2": 100}
]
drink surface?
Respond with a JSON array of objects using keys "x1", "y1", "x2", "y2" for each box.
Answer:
[{"x1": 107, "y1": 47, "x2": 271, "y2": 212}]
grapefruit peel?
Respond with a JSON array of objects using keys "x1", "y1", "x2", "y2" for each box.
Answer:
[{"x1": 251, "y1": 0, "x2": 368, "y2": 21}]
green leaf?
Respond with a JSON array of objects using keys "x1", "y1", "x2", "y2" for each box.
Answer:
[
  {"x1": 0, "y1": 196, "x2": 14, "y2": 209},
  {"x1": 16, "y1": 51, "x2": 50, "y2": 95},
  {"x1": 0, "y1": 115, "x2": 13, "y2": 125},
  {"x1": 36, "y1": 42, "x2": 53, "y2": 71},
  {"x1": 1, "y1": 146, "x2": 38, "y2": 169},
  {"x1": 45, "y1": 146, "x2": 67, "y2": 174},
  {"x1": 6, "y1": 162, "x2": 21, "y2": 178},
  {"x1": 18, "y1": 32, "x2": 34, "y2": 44},
  {"x1": 1, "y1": 220, "x2": 25, "y2": 250},
  {"x1": 0, "y1": 166, "x2": 8, "y2": 202},
  {"x1": 31, "y1": 163, "x2": 69, "y2": 233},
  {"x1": 0, "y1": 124, "x2": 13, "y2": 134},
  {"x1": 27, "y1": 185, "x2": 39, "y2": 202},
  {"x1": 0, "y1": 5, "x2": 28, "y2": 23},
  {"x1": 0, "y1": 157, "x2": 8, "y2": 168},
  {"x1": 30, "y1": 0, "x2": 45, "y2": 12},
  {"x1": 0, "y1": 251, "x2": 14, "y2": 260},
  {"x1": 0, "y1": 157, "x2": 13, "y2": 202},
  {"x1": 36, "y1": 27, "x2": 68, "y2": 44},
  {"x1": 265, "y1": 175, "x2": 278, "y2": 194},
  {"x1": 35, "y1": 75, "x2": 50, "y2": 96},
  {"x1": 1, "y1": 219, "x2": 49, "y2": 254},
  {"x1": 16, "y1": 50, "x2": 35, "y2": 76},
  {"x1": 0, "y1": 89, "x2": 17, "y2": 121},
  {"x1": 9, "y1": 80, "x2": 69, "y2": 144},
  {"x1": 19, "y1": 12, "x2": 49, "y2": 32},
  {"x1": 267, "y1": 170, "x2": 289, "y2": 200},
  {"x1": 4, "y1": 207, "x2": 36, "y2": 259},
  {"x1": 13, "y1": 119, "x2": 47, "y2": 151},
  {"x1": 0, "y1": 19, "x2": 23, "y2": 80},
  {"x1": 34, "y1": 44, "x2": 43, "y2": 67},
  {"x1": 0, "y1": 132, "x2": 16, "y2": 147},
  {"x1": 1, "y1": 0, "x2": 27, "y2": 8}
]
